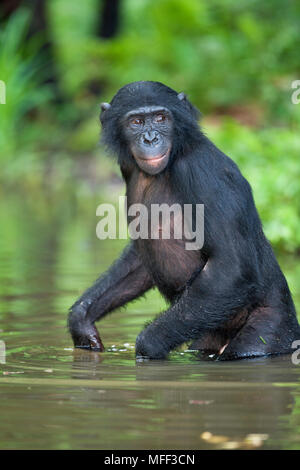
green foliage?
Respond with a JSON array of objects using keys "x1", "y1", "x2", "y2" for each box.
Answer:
[
  {"x1": 207, "y1": 120, "x2": 300, "y2": 251},
  {"x1": 78, "y1": 0, "x2": 300, "y2": 124},
  {"x1": 0, "y1": 8, "x2": 52, "y2": 162},
  {"x1": 48, "y1": 0, "x2": 99, "y2": 96},
  {"x1": 0, "y1": 0, "x2": 299, "y2": 254}
]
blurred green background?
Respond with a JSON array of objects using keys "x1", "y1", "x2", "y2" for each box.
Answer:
[
  {"x1": 0, "y1": 0, "x2": 299, "y2": 313},
  {"x1": 1, "y1": 1, "x2": 300, "y2": 451}
]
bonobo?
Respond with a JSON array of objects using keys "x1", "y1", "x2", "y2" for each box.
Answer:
[{"x1": 68, "y1": 81, "x2": 300, "y2": 360}]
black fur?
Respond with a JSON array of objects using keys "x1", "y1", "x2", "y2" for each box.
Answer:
[{"x1": 68, "y1": 81, "x2": 300, "y2": 360}]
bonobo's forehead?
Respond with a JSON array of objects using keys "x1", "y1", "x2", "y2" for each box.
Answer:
[
  {"x1": 116, "y1": 81, "x2": 177, "y2": 99},
  {"x1": 101, "y1": 81, "x2": 201, "y2": 129},
  {"x1": 110, "y1": 81, "x2": 180, "y2": 115},
  {"x1": 124, "y1": 106, "x2": 172, "y2": 119}
]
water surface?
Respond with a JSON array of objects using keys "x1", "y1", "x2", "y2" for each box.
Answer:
[{"x1": 0, "y1": 193, "x2": 299, "y2": 450}]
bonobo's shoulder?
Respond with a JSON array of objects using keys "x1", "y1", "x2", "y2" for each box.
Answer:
[{"x1": 201, "y1": 136, "x2": 249, "y2": 182}]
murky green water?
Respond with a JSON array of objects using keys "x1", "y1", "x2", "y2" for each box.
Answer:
[{"x1": 0, "y1": 192, "x2": 300, "y2": 450}]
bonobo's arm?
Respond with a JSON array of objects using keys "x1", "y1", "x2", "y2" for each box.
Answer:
[
  {"x1": 68, "y1": 242, "x2": 154, "y2": 350},
  {"x1": 136, "y1": 250, "x2": 255, "y2": 359}
]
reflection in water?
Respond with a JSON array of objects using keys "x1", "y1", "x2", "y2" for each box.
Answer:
[
  {"x1": 72, "y1": 349, "x2": 104, "y2": 379},
  {"x1": 0, "y1": 194, "x2": 299, "y2": 450}
]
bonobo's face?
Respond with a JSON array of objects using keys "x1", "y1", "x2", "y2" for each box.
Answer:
[{"x1": 122, "y1": 106, "x2": 173, "y2": 175}]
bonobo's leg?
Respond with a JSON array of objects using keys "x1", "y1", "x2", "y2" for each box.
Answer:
[
  {"x1": 136, "y1": 250, "x2": 299, "y2": 359},
  {"x1": 68, "y1": 242, "x2": 154, "y2": 351},
  {"x1": 189, "y1": 330, "x2": 228, "y2": 357},
  {"x1": 218, "y1": 306, "x2": 299, "y2": 360},
  {"x1": 189, "y1": 308, "x2": 250, "y2": 357},
  {"x1": 135, "y1": 254, "x2": 259, "y2": 359}
]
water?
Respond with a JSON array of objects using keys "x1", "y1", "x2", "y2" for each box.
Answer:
[{"x1": 0, "y1": 192, "x2": 300, "y2": 450}]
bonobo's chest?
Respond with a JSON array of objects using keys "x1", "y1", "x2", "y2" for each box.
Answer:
[{"x1": 126, "y1": 171, "x2": 204, "y2": 299}]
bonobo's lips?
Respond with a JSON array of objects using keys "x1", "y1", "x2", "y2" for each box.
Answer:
[
  {"x1": 133, "y1": 148, "x2": 171, "y2": 175},
  {"x1": 139, "y1": 150, "x2": 170, "y2": 165}
]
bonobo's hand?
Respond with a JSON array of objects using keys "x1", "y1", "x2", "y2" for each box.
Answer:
[
  {"x1": 68, "y1": 300, "x2": 104, "y2": 352},
  {"x1": 135, "y1": 328, "x2": 169, "y2": 360}
]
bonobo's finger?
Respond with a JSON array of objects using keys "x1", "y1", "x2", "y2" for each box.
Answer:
[
  {"x1": 74, "y1": 323, "x2": 105, "y2": 352},
  {"x1": 76, "y1": 324, "x2": 105, "y2": 352},
  {"x1": 68, "y1": 303, "x2": 105, "y2": 352}
]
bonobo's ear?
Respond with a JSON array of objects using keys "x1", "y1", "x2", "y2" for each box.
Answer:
[
  {"x1": 100, "y1": 102, "x2": 111, "y2": 112},
  {"x1": 177, "y1": 92, "x2": 186, "y2": 101}
]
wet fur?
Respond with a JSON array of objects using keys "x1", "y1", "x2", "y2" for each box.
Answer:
[{"x1": 68, "y1": 81, "x2": 300, "y2": 359}]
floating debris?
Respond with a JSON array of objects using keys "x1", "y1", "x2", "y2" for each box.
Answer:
[
  {"x1": 245, "y1": 433, "x2": 269, "y2": 447},
  {"x1": 189, "y1": 400, "x2": 213, "y2": 405},
  {"x1": 200, "y1": 431, "x2": 269, "y2": 449},
  {"x1": 3, "y1": 371, "x2": 24, "y2": 375},
  {"x1": 201, "y1": 432, "x2": 228, "y2": 444}
]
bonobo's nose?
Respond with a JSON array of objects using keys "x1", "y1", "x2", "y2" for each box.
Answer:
[{"x1": 143, "y1": 131, "x2": 159, "y2": 145}]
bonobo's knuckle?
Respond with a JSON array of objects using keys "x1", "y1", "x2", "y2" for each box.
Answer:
[
  {"x1": 70, "y1": 298, "x2": 92, "y2": 316},
  {"x1": 135, "y1": 331, "x2": 167, "y2": 360},
  {"x1": 135, "y1": 332, "x2": 146, "y2": 353},
  {"x1": 68, "y1": 300, "x2": 92, "y2": 332},
  {"x1": 68, "y1": 298, "x2": 104, "y2": 352},
  {"x1": 68, "y1": 306, "x2": 85, "y2": 332},
  {"x1": 69, "y1": 318, "x2": 104, "y2": 352}
]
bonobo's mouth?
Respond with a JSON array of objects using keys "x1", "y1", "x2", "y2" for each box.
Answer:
[
  {"x1": 134, "y1": 148, "x2": 171, "y2": 175},
  {"x1": 140, "y1": 150, "x2": 170, "y2": 164}
]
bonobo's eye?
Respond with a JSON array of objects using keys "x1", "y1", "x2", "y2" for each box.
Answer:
[
  {"x1": 155, "y1": 114, "x2": 166, "y2": 123},
  {"x1": 130, "y1": 118, "x2": 144, "y2": 126}
]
